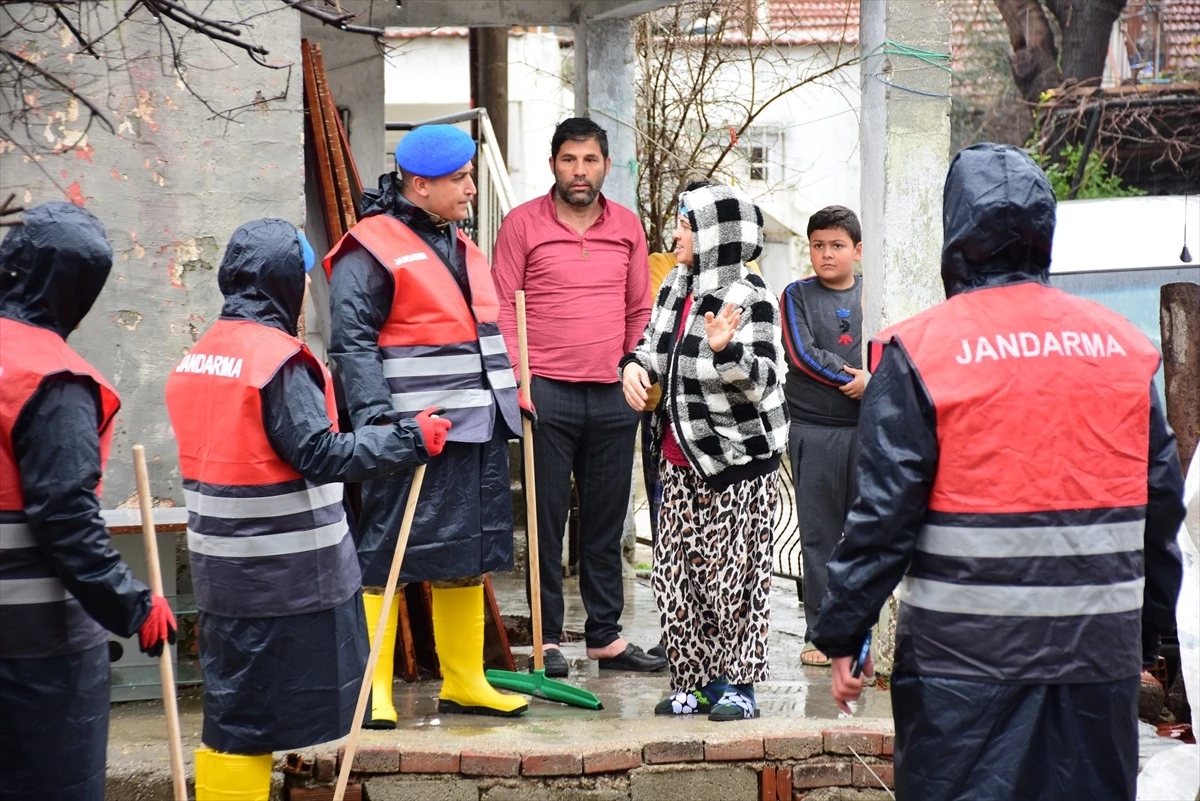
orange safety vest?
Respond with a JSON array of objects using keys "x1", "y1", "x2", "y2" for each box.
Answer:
[
  {"x1": 325, "y1": 214, "x2": 521, "y2": 443},
  {"x1": 869, "y1": 280, "x2": 1161, "y2": 683},
  {"x1": 164, "y1": 319, "x2": 359, "y2": 618},
  {"x1": 0, "y1": 317, "x2": 120, "y2": 658}
]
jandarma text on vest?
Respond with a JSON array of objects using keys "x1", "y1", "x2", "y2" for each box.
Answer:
[
  {"x1": 392, "y1": 252, "x2": 428, "y2": 266},
  {"x1": 174, "y1": 353, "x2": 245, "y2": 378},
  {"x1": 955, "y1": 331, "x2": 1128, "y2": 365}
]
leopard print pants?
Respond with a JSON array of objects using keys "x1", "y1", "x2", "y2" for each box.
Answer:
[{"x1": 652, "y1": 460, "x2": 777, "y2": 692}]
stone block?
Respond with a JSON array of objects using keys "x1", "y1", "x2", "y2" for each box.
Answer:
[
  {"x1": 363, "y1": 778, "x2": 480, "y2": 801},
  {"x1": 460, "y1": 752, "x2": 521, "y2": 778},
  {"x1": 314, "y1": 756, "x2": 337, "y2": 783},
  {"x1": 853, "y1": 762, "x2": 894, "y2": 790},
  {"x1": 286, "y1": 785, "x2": 362, "y2": 801},
  {"x1": 792, "y1": 760, "x2": 853, "y2": 790},
  {"x1": 822, "y1": 729, "x2": 884, "y2": 757},
  {"x1": 642, "y1": 739, "x2": 704, "y2": 764},
  {"x1": 402, "y1": 751, "x2": 462, "y2": 774},
  {"x1": 629, "y1": 764, "x2": 758, "y2": 801},
  {"x1": 522, "y1": 752, "x2": 583, "y2": 776},
  {"x1": 763, "y1": 734, "x2": 822, "y2": 761},
  {"x1": 583, "y1": 749, "x2": 642, "y2": 775},
  {"x1": 480, "y1": 776, "x2": 629, "y2": 801},
  {"x1": 705, "y1": 737, "x2": 764, "y2": 762},
  {"x1": 340, "y1": 745, "x2": 399, "y2": 774}
]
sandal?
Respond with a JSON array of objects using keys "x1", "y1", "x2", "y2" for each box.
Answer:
[
  {"x1": 654, "y1": 689, "x2": 713, "y2": 716},
  {"x1": 800, "y1": 645, "x2": 831, "y2": 668},
  {"x1": 709, "y1": 686, "x2": 759, "y2": 722}
]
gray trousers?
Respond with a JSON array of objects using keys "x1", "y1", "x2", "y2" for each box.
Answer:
[{"x1": 788, "y1": 421, "x2": 858, "y2": 639}]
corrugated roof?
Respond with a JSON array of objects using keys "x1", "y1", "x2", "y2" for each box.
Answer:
[{"x1": 766, "y1": 0, "x2": 858, "y2": 45}]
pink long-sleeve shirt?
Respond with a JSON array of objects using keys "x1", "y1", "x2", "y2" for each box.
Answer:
[{"x1": 492, "y1": 188, "x2": 651, "y2": 384}]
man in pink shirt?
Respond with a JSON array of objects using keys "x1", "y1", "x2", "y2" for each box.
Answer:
[{"x1": 493, "y1": 117, "x2": 663, "y2": 677}]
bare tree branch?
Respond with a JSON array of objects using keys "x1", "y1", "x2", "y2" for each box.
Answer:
[{"x1": 0, "y1": 45, "x2": 115, "y2": 132}]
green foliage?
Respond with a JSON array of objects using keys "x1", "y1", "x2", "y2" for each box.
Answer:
[{"x1": 1032, "y1": 143, "x2": 1145, "y2": 200}]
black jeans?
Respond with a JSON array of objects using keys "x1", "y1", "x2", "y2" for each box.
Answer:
[{"x1": 529, "y1": 376, "x2": 640, "y2": 649}]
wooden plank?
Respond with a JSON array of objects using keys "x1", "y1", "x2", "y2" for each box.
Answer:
[
  {"x1": 302, "y1": 41, "x2": 342, "y2": 247},
  {"x1": 482, "y1": 574, "x2": 516, "y2": 672},
  {"x1": 336, "y1": 111, "x2": 363, "y2": 211},
  {"x1": 394, "y1": 590, "x2": 420, "y2": 683},
  {"x1": 312, "y1": 45, "x2": 357, "y2": 238}
]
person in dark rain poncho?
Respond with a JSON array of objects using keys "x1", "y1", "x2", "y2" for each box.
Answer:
[
  {"x1": 165, "y1": 219, "x2": 450, "y2": 799},
  {"x1": 0, "y1": 202, "x2": 176, "y2": 801},
  {"x1": 326, "y1": 124, "x2": 530, "y2": 725},
  {"x1": 810, "y1": 144, "x2": 1185, "y2": 801}
]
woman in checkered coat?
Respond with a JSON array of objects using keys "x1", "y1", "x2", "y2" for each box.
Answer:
[{"x1": 619, "y1": 182, "x2": 788, "y2": 721}]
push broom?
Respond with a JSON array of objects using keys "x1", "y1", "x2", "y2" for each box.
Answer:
[{"x1": 485, "y1": 290, "x2": 603, "y2": 711}]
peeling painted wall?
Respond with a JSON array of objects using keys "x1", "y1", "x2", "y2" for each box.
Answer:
[{"x1": 0, "y1": 2, "x2": 304, "y2": 506}]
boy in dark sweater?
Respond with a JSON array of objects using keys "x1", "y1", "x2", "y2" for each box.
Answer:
[{"x1": 779, "y1": 206, "x2": 864, "y2": 667}]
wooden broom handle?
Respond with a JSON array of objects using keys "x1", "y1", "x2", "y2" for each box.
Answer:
[
  {"x1": 132, "y1": 445, "x2": 187, "y2": 801},
  {"x1": 516, "y1": 291, "x2": 545, "y2": 672},
  {"x1": 335, "y1": 464, "x2": 427, "y2": 801}
]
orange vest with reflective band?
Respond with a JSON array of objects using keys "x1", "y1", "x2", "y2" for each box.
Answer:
[
  {"x1": 868, "y1": 281, "x2": 1161, "y2": 683},
  {"x1": 0, "y1": 316, "x2": 120, "y2": 658},
  {"x1": 325, "y1": 214, "x2": 521, "y2": 443},
  {"x1": 165, "y1": 319, "x2": 358, "y2": 618}
]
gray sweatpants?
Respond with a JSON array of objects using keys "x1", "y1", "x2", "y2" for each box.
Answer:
[{"x1": 788, "y1": 421, "x2": 858, "y2": 639}]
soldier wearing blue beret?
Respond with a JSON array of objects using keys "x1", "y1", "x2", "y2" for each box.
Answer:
[{"x1": 324, "y1": 125, "x2": 532, "y2": 724}]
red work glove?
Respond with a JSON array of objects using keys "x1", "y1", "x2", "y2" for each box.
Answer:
[
  {"x1": 518, "y1": 393, "x2": 538, "y2": 430},
  {"x1": 415, "y1": 406, "x2": 452, "y2": 457},
  {"x1": 138, "y1": 595, "x2": 177, "y2": 658}
]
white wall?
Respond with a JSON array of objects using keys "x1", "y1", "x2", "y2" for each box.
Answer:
[{"x1": 382, "y1": 32, "x2": 862, "y2": 286}]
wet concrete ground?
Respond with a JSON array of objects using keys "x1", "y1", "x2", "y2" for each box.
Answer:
[
  {"x1": 104, "y1": 535, "x2": 1186, "y2": 797},
  {"x1": 105, "y1": 548, "x2": 891, "y2": 797}
]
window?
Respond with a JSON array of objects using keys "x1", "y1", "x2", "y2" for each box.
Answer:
[{"x1": 750, "y1": 146, "x2": 767, "y2": 181}]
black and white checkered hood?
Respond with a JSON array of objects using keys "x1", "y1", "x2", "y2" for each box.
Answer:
[{"x1": 626, "y1": 184, "x2": 787, "y2": 486}]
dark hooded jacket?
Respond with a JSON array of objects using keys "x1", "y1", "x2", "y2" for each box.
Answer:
[
  {"x1": 0, "y1": 202, "x2": 151, "y2": 639},
  {"x1": 620, "y1": 184, "x2": 788, "y2": 489},
  {"x1": 326, "y1": 177, "x2": 514, "y2": 585},
  {"x1": 215, "y1": 217, "x2": 430, "y2": 484},
  {"x1": 183, "y1": 219, "x2": 429, "y2": 755},
  {"x1": 809, "y1": 144, "x2": 1185, "y2": 801},
  {"x1": 0, "y1": 202, "x2": 149, "y2": 801}
]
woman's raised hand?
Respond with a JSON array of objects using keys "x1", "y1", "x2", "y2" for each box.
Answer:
[
  {"x1": 622, "y1": 362, "x2": 651, "y2": 411},
  {"x1": 704, "y1": 303, "x2": 742, "y2": 353}
]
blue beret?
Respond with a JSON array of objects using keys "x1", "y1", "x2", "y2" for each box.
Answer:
[{"x1": 395, "y1": 124, "x2": 476, "y2": 178}]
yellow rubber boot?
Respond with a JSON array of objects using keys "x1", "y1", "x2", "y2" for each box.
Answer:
[
  {"x1": 432, "y1": 584, "x2": 528, "y2": 717},
  {"x1": 362, "y1": 591, "x2": 398, "y2": 729},
  {"x1": 193, "y1": 746, "x2": 272, "y2": 801}
]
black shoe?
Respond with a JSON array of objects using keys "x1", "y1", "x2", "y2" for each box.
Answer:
[
  {"x1": 540, "y1": 647, "x2": 569, "y2": 678},
  {"x1": 648, "y1": 640, "x2": 667, "y2": 661},
  {"x1": 597, "y1": 643, "x2": 667, "y2": 672}
]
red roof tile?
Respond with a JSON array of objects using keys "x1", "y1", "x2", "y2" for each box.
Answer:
[{"x1": 767, "y1": 0, "x2": 858, "y2": 45}]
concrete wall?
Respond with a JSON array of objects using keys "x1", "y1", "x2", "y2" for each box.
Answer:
[{"x1": 0, "y1": 1, "x2": 304, "y2": 506}]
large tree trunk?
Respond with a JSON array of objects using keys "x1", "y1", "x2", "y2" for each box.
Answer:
[
  {"x1": 996, "y1": 0, "x2": 1062, "y2": 102},
  {"x1": 1046, "y1": 0, "x2": 1127, "y2": 86}
]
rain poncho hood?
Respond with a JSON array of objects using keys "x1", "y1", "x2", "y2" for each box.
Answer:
[
  {"x1": 0, "y1": 202, "x2": 112, "y2": 337},
  {"x1": 679, "y1": 183, "x2": 765, "y2": 297},
  {"x1": 940, "y1": 143, "x2": 1056, "y2": 298},
  {"x1": 218, "y1": 218, "x2": 307, "y2": 336}
]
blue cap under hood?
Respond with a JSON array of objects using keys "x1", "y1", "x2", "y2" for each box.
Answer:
[{"x1": 217, "y1": 219, "x2": 308, "y2": 336}]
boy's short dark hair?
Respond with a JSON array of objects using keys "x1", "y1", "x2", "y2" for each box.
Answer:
[
  {"x1": 551, "y1": 117, "x2": 609, "y2": 159},
  {"x1": 806, "y1": 205, "x2": 862, "y2": 246}
]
